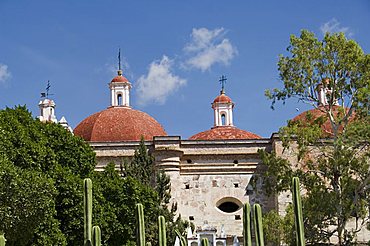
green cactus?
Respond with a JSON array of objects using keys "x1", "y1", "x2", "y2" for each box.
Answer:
[
  {"x1": 0, "y1": 234, "x2": 5, "y2": 246},
  {"x1": 146, "y1": 242, "x2": 152, "y2": 246},
  {"x1": 201, "y1": 238, "x2": 209, "y2": 246},
  {"x1": 136, "y1": 203, "x2": 146, "y2": 246},
  {"x1": 175, "y1": 229, "x2": 187, "y2": 246},
  {"x1": 84, "y1": 178, "x2": 93, "y2": 246},
  {"x1": 158, "y1": 216, "x2": 166, "y2": 246},
  {"x1": 292, "y1": 177, "x2": 305, "y2": 246},
  {"x1": 243, "y1": 202, "x2": 252, "y2": 246},
  {"x1": 92, "y1": 226, "x2": 101, "y2": 246},
  {"x1": 253, "y1": 204, "x2": 264, "y2": 246}
]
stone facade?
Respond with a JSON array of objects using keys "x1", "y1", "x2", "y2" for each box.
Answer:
[{"x1": 91, "y1": 136, "x2": 276, "y2": 244}]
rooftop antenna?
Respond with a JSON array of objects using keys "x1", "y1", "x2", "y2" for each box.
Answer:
[
  {"x1": 219, "y1": 75, "x2": 227, "y2": 94},
  {"x1": 41, "y1": 80, "x2": 54, "y2": 98}
]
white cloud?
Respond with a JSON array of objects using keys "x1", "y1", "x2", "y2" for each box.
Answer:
[
  {"x1": 0, "y1": 64, "x2": 11, "y2": 84},
  {"x1": 184, "y1": 27, "x2": 237, "y2": 71},
  {"x1": 320, "y1": 18, "x2": 353, "y2": 36},
  {"x1": 136, "y1": 56, "x2": 187, "y2": 105}
]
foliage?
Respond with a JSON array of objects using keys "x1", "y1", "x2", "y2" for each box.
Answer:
[
  {"x1": 0, "y1": 106, "x2": 96, "y2": 245},
  {"x1": 261, "y1": 30, "x2": 370, "y2": 245},
  {"x1": 124, "y1": 137, "x2": 155, "y2": 185},
  {"x1": 91, "y1": 163, "x2": 160, "y2": 245},
  {"x1": 266, "y1": 30, "x2": 370, "y2": 117},
  {"x1": 0, "y1": 155, "x2": 65, "y2": 245},
  {"x1": 263, "y1": 207, "x2": 295, "y2": 245}
]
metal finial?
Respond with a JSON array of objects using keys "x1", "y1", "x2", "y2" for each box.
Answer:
[
  {"x1": 219, "y1": 75, "x2": 227, "y2": 93},
  {"x1": 41, "y1": 80, "x2": 53, "y2": 98},
  {"x1": 118, "y1": 48, "x2": 121, "y2": 71},
  {"x1": 46, "y1": 80, "x2": 51, "y2": 97}
]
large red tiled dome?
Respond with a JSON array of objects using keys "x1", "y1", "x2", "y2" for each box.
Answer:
[
  {"x1": 189, "y1": 126, "x2": 261, "y2": 140},
  {"x1": 292, "y1": 105, "x2": 354, "y2": 136},
  {"x1": 74, "y1": 107, "x2": 167, "y2": 142}
]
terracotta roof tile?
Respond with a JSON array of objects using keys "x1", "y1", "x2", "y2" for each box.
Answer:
[{"x1": 189, "y1": 126, "x2": 261, "y2": 140}]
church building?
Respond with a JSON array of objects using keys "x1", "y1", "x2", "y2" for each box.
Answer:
[{"x1": 43, "y1": 66, "x2": 370, "y2": 245}]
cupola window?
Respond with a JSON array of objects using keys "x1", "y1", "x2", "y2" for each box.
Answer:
[
  {"x1": 117, "y1": 94, "x2": 122, "y2": 106},
  {"x1": 221, "y1": 114, "x2": 226, "y2": 126}
]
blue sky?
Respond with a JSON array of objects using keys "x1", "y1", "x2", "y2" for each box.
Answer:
[{"x1": 1, "y1": 1, "x2": 369, "y2": 138}]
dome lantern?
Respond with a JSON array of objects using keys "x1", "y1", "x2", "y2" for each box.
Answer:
[
  {"x1": 109, "y1": 49, "x2": 131, "y2": 107},
  {"x1": 212, "y1": 75, "x2": 234, "y2": 127}
]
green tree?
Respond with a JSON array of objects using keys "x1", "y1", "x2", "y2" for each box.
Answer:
[
  {"x1": 0, "y1": 106, "x2": 96, "y2": 245},
  {"x1": 0, "y1": 155, "x2": 65, "y2": 245},
  {"x1": 124, "y1": 137, "x2": 155, "y2": 185},
  {"x1": 262, "y1": 30, "x2": 370, "y2": 245}
]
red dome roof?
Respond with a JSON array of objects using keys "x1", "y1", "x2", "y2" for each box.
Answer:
[
  {"x1": 213, "y1": 93, "x2": 232, "y2": 104},
  {"x1": 74, "y1": 107, "x2": 167, "y2": 142},
  {"x1": 111, "y1": 75, "x2": 129, "y2": 83},
  {"x1": 189, "y1": 126, "x2": 261, "y2": 140},
  {"x1": 292, "y1": 105, "x2": 354, "y2": 136}
]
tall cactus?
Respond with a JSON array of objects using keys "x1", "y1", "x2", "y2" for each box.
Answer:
[
  {"x1": 243, "y1": 202, "x2": 252, "y2": 246},
  {"x1": 92, "y1": 226, "x2": 101, "y2": 246},
  {"x1": 0, "y1": 234, "x2": 5, "y2": 246},
  {"x1": 84, "y1": 178, "x2": 93, "y2": 246},
  {"x1": 136, "y1": 203, "x2": 146, "y2": 246},
  {"x1": 158, "y1": 216, "x2": 167, "y2": 246},
  {"x1": 253, "y1": 204, "x2": 264, "y2": 246},
  {"x1": 201, "y1": 238, "x2": 209, "y2": 246},
  {"x1": 292, "y1": 177, "x2": 305, "y2": 246}
]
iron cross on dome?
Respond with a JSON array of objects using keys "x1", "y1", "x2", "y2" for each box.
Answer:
[{"x1": 219, "y1": 75, "x2": 227, "y2": 93}]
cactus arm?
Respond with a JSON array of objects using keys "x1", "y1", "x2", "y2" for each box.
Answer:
[
  {"x1": 175, "y1": 229, "x2": 187, "y2": 246},
  {"x1": 292, "y1": 177, "x2": 305, "y2": 246},
  {"x1": 136, "y1": 203, "x2": 146, "y2": 246},
  {"x1": 84, "y1": 178, "x2": 93, "y2": 246},
  {"x1": 0, "y1": 234, "x2": 6, "y2": 246},
  {"x1": 201, "y1": 238, "x2": 209, "y2": 246},
  {"x1": 158, "y1": 216, "x2": 167, "y2": 246},
  {"x1": 243, "y1": 202, "x2": 252, "y2": 246},
  {"x1": 253, "y1": 204, "x2": 264, "y2": 246},
  {"x1": 92, "y1": 226, "x2": 101, "y2": 246}
]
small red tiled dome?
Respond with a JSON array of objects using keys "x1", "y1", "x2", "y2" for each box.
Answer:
[
  {"x1": 189, "y1": 126, "x2": 261, "y2": 140},
  {"x1": 74, "y1": 107, "x2": 167, "y2": 142},
  {"x1": 213, "y1": 93, "x2": 232, "y2": 104},
  {"x1": 111, "y1": 75, "x2": 129, "y2": 83},
  {"x1": 292, "y1": 105, "x2": 354, "y2": 136}
]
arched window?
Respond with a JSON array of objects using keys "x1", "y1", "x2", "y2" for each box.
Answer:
[
  {"x1": 221, "y1": 114, "x2": 226, "y2": 126},
  {"x1": 117, "y1": 94, "x2": 123, "y2": 106}
]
